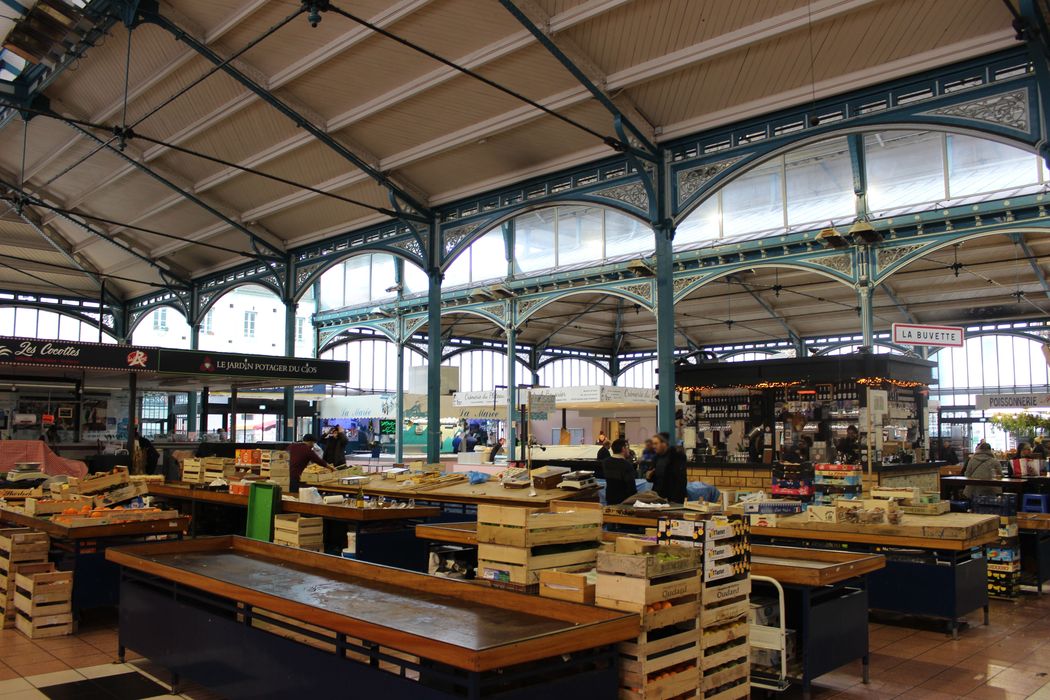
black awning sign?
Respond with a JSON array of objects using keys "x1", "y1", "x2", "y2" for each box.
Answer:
[{"x1": 0, "y1": 337, "x2": 158, "y2": 371}]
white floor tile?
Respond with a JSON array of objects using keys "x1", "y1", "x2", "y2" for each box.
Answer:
[
  {"x1": 24, "y1": 668, "x2": 84, "y2": 688},
  {"x1": 77, "y1": 662, "x2": 134, "y2": 679},
  {"x1": 0, "y1": 679, "x2": 32, "y2": 695},
  {"x1": 0, "y1": 690, "x2": 47, "y2": 700}
]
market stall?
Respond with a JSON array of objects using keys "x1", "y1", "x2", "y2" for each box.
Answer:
[
  {"x1": 750, "y1": 511, "x2": 998, "y2": 637},
  {"x1": 675, "y1": 353, "x2": 941, "y2": 493},
  {"x1": 106, "y1": 536, "x2": 638, "y2": 700}
]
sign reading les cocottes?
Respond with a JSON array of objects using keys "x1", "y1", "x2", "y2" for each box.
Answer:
[{"x1": 0, "y1": 336, "x2": 158, "y2": 371}]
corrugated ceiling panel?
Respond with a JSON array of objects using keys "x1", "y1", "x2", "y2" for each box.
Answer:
[
  {"x1": 256, "y1": 180, "x2": 393, "y2": 239},
  {"x1": 392, "y1": 102, "x2": 612, "y2": 197},
  {"x1": 47, "y1": 23, "x2": 188, "y2": 121},
  {"x1": 565, "y1": 0, "x2": 805, "y2": 74}
]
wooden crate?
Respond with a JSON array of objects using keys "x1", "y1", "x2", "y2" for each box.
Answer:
[
  {"x1": 181, "y1": 458, "x2": 202, "y2": 483},
  {"x1": 273, "y1": 514, "x2": 323, "y2": 551},
  {"x1": 477, "y1": 505, "x2": 602, "y2": 548},
  {"x1": 700, "y1": 678, "x2": 748, "y2": 700},
  {"x1": 700, "y1": 660, "x2": 748, "y2": 692},
  {"x1": 0, "y1": 529, "x2": 50, "y2": 572},
  {"x1": 0, "y1": 560, "x2": 48, "y2": 629},
  {"x1": 538, "y1": 565, "x2": 596, "y2": 604},
  {"x1": 597, "y1": 571, "x2": 701, "y2": 612},
  {"x1": 94, "y1": 481, "x2": 149, "y2": 506},
  {"x1": 598, "y1": 546, "x2": 701, "y2": 580},
  {"x1": 620, "y1": 631, "x2": 700, "y2": 689},
  {"x1": 899, "y1": 500, "x2": 950, "y2": 516},
  {"x1": 73, "y1": 468, "x2": 130, "y2": 495},
  {"x1": 618, "y1": 664, "x2": 699, "y2": 700},
  {"x1": 13, "y1": 563, "x2": 72, "y2": 639},
  {"x1": 477, "y1": 541, "x2": 600, "y2": 586},
  {"x1": 23, "y1": 495, "x2": 93, "y2": 516}
]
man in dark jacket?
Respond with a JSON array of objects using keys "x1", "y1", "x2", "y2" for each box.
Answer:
[
  {"x1": 646, "y1": 432, "x2": 687, "y2": 504},
  {"x1": 602, "y1": 438, "x2": 637, "y2": 505},
  {"x1": 323, "y1": 425, "x2": 348, "y2": 467}
]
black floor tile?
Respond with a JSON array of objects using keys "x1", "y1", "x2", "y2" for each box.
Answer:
[{"x1": 39, "y1": 672, "x2": 170, "y2": 700}]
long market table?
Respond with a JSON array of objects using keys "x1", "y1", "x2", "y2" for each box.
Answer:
[
  {"x1": 106, "y1": 536, "x2": 637, "y2": 700},
  {"x1": 148, "y1": 483, "x2": 443, "y2": 570},
  {"x1": 0, "y1": 507, "x2": 190, "y2": 613},
  {"x1": 1018, "y1": 513, "x2": 1050, "y2": 593},
  {"x1": 751, "y1": 512, "x2": 998, "y2": 637},
  {"x1": 316, "y1": 477, "x2": 601, "y2": 511},
  {"x1": 749, "y1": 545, "x2": 885, "y2": 700}
]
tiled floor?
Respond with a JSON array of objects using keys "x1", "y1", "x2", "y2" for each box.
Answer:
[{"x1": 0, "y1": 597, "x2": 1048, "y2": 699}]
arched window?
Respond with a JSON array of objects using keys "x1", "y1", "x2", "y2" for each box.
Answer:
[
  {"x1": 319, "y1": 338, "x2": 427, "y2": 394},
  {"x1": 444, "y1": 230, "x2": 506, "y2": 288},
  {"x1": 619, "y1": 359, "x2": 657, "y2": 389},
  {"x1": 132, "y1": 307, "x2": 192, "y2": 348},
  {"x1": 0, "y1": 307, "x2": 115, "y2": 343},
  {"x1": 442, "y1": 349, "x2": 530, "y2": 392},
  {"x1": 676, "y1": 130, "x2": 1043, "y2": 248},
  {"x1": 932, "y1": 334, "x2": 1050, "y2": 394},
  {"x1": 318, "y1": 254, "x2": 426, "y2": 310},
  {"x1": 198, "y1": 284, "x2": 285, "y2": 356},
  {"x1": 537, "y1": 358, "x2": 611, "y2": 388},
  {"x1": 514, "y1": 205, "x2": 652, "y2": 274}
]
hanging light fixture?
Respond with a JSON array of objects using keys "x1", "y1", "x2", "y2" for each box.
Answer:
[
  {"x1": 816, "y1": 224, "x2": 849, "y2": 249},
  {"x1": 847, "y1": 218, "x2": 882, "y2": 244}
]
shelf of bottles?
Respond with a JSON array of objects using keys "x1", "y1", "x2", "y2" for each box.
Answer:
[{"x1": 693, "y1": 388, "x2": 755, "y2": 421}]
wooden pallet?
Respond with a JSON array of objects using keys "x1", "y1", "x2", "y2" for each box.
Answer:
[
  {"x1": 13, "y1": 563, "x2": 72, "y2": 639},
  {"x1": 477, "y1": 504, "x2": 602, "y2": 548}
]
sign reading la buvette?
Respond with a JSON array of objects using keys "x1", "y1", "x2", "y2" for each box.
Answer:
[{"x1": 891, "y1": 323, "x2": 965, "y2": 348}]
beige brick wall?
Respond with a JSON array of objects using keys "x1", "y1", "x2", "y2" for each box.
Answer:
[{"x1": 688, "y1": 467, "x2": 770, "y2": 490}]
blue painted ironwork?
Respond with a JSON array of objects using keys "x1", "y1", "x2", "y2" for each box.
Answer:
[
  {"x1": 498, "y1": 0, "x2": 657, "y2": 159},
  {"x1": 669, "y1": 48, "x2": 1038, "y2": 222}
]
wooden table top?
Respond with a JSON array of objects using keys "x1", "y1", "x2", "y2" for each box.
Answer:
[
  {"x1": 1019, "y1": 513, "x2": 1050, "y2": 531},
  {"x1": 752, "y1": 512, "x2": 999, "y2": 551},
  {"x1": 106, "y1": 536, "x2": 637, "y2": 672},
  {"x1": 0, "y1": 507, "x2": 190, "y2": 539},
  {"x1": 149, "y1": 483, "x2": 441, "y2": 522},
  {"x1": 318, "y1": 477, "x2": 600, "y2": 508},
  {"x1": 750, "y1": 545, "x2": 885, "y2": 587}
]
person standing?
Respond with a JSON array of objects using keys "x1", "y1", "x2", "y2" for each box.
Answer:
[
  {"x1": 288, "y1": 434, "x2": 328, "y2": 492},
  {"x1": 646, "y1": 432, "x2": 687, "y2": 503},
  {"x1": 324, "y1": 425, "x2": 348, "y2": 467},
  {"x1": 963, "y1": 442, "x2": 1002, "y2": 500},
  {"x1": 603, "y1": 438, "x2": 638, "y2": 505},
  {"x1": 487, "y1": 437, "x2": 506, "y2": 463},
  {"x1": 596, "y1": 430, "x2": 608, "y2": 446},
  {"x1": 596, "y1": 440, "x2": 611, "y2": 461}
]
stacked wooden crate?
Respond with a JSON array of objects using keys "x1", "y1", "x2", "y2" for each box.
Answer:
[
  {"x1": 475, "y1": 505, "x2": 602, "y2": 591},
  {"x1": 659, "y1": 514, "x2": 751, "y2": 700},
  {"x1": 595, "y1": 538, "x2": 702, "y2": 699},
  {"x1": 181, "y1": 457, "x2": 202, "y2": 483},
  {"x1": 13, "y1": 563, "x2": 73, "y2": 639},
  {"x1": 261, "y1": 451, "x2": 291, "y2": 490},
  {"x1": 202, "y1": 457, "x2": 236, "y2": 482},
  {"x1": 273, "y1": 514, "x2": 323, "y2": 551},
  {"x1": 0, "y1": 529, "x2": 50, "y2": 629}
]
